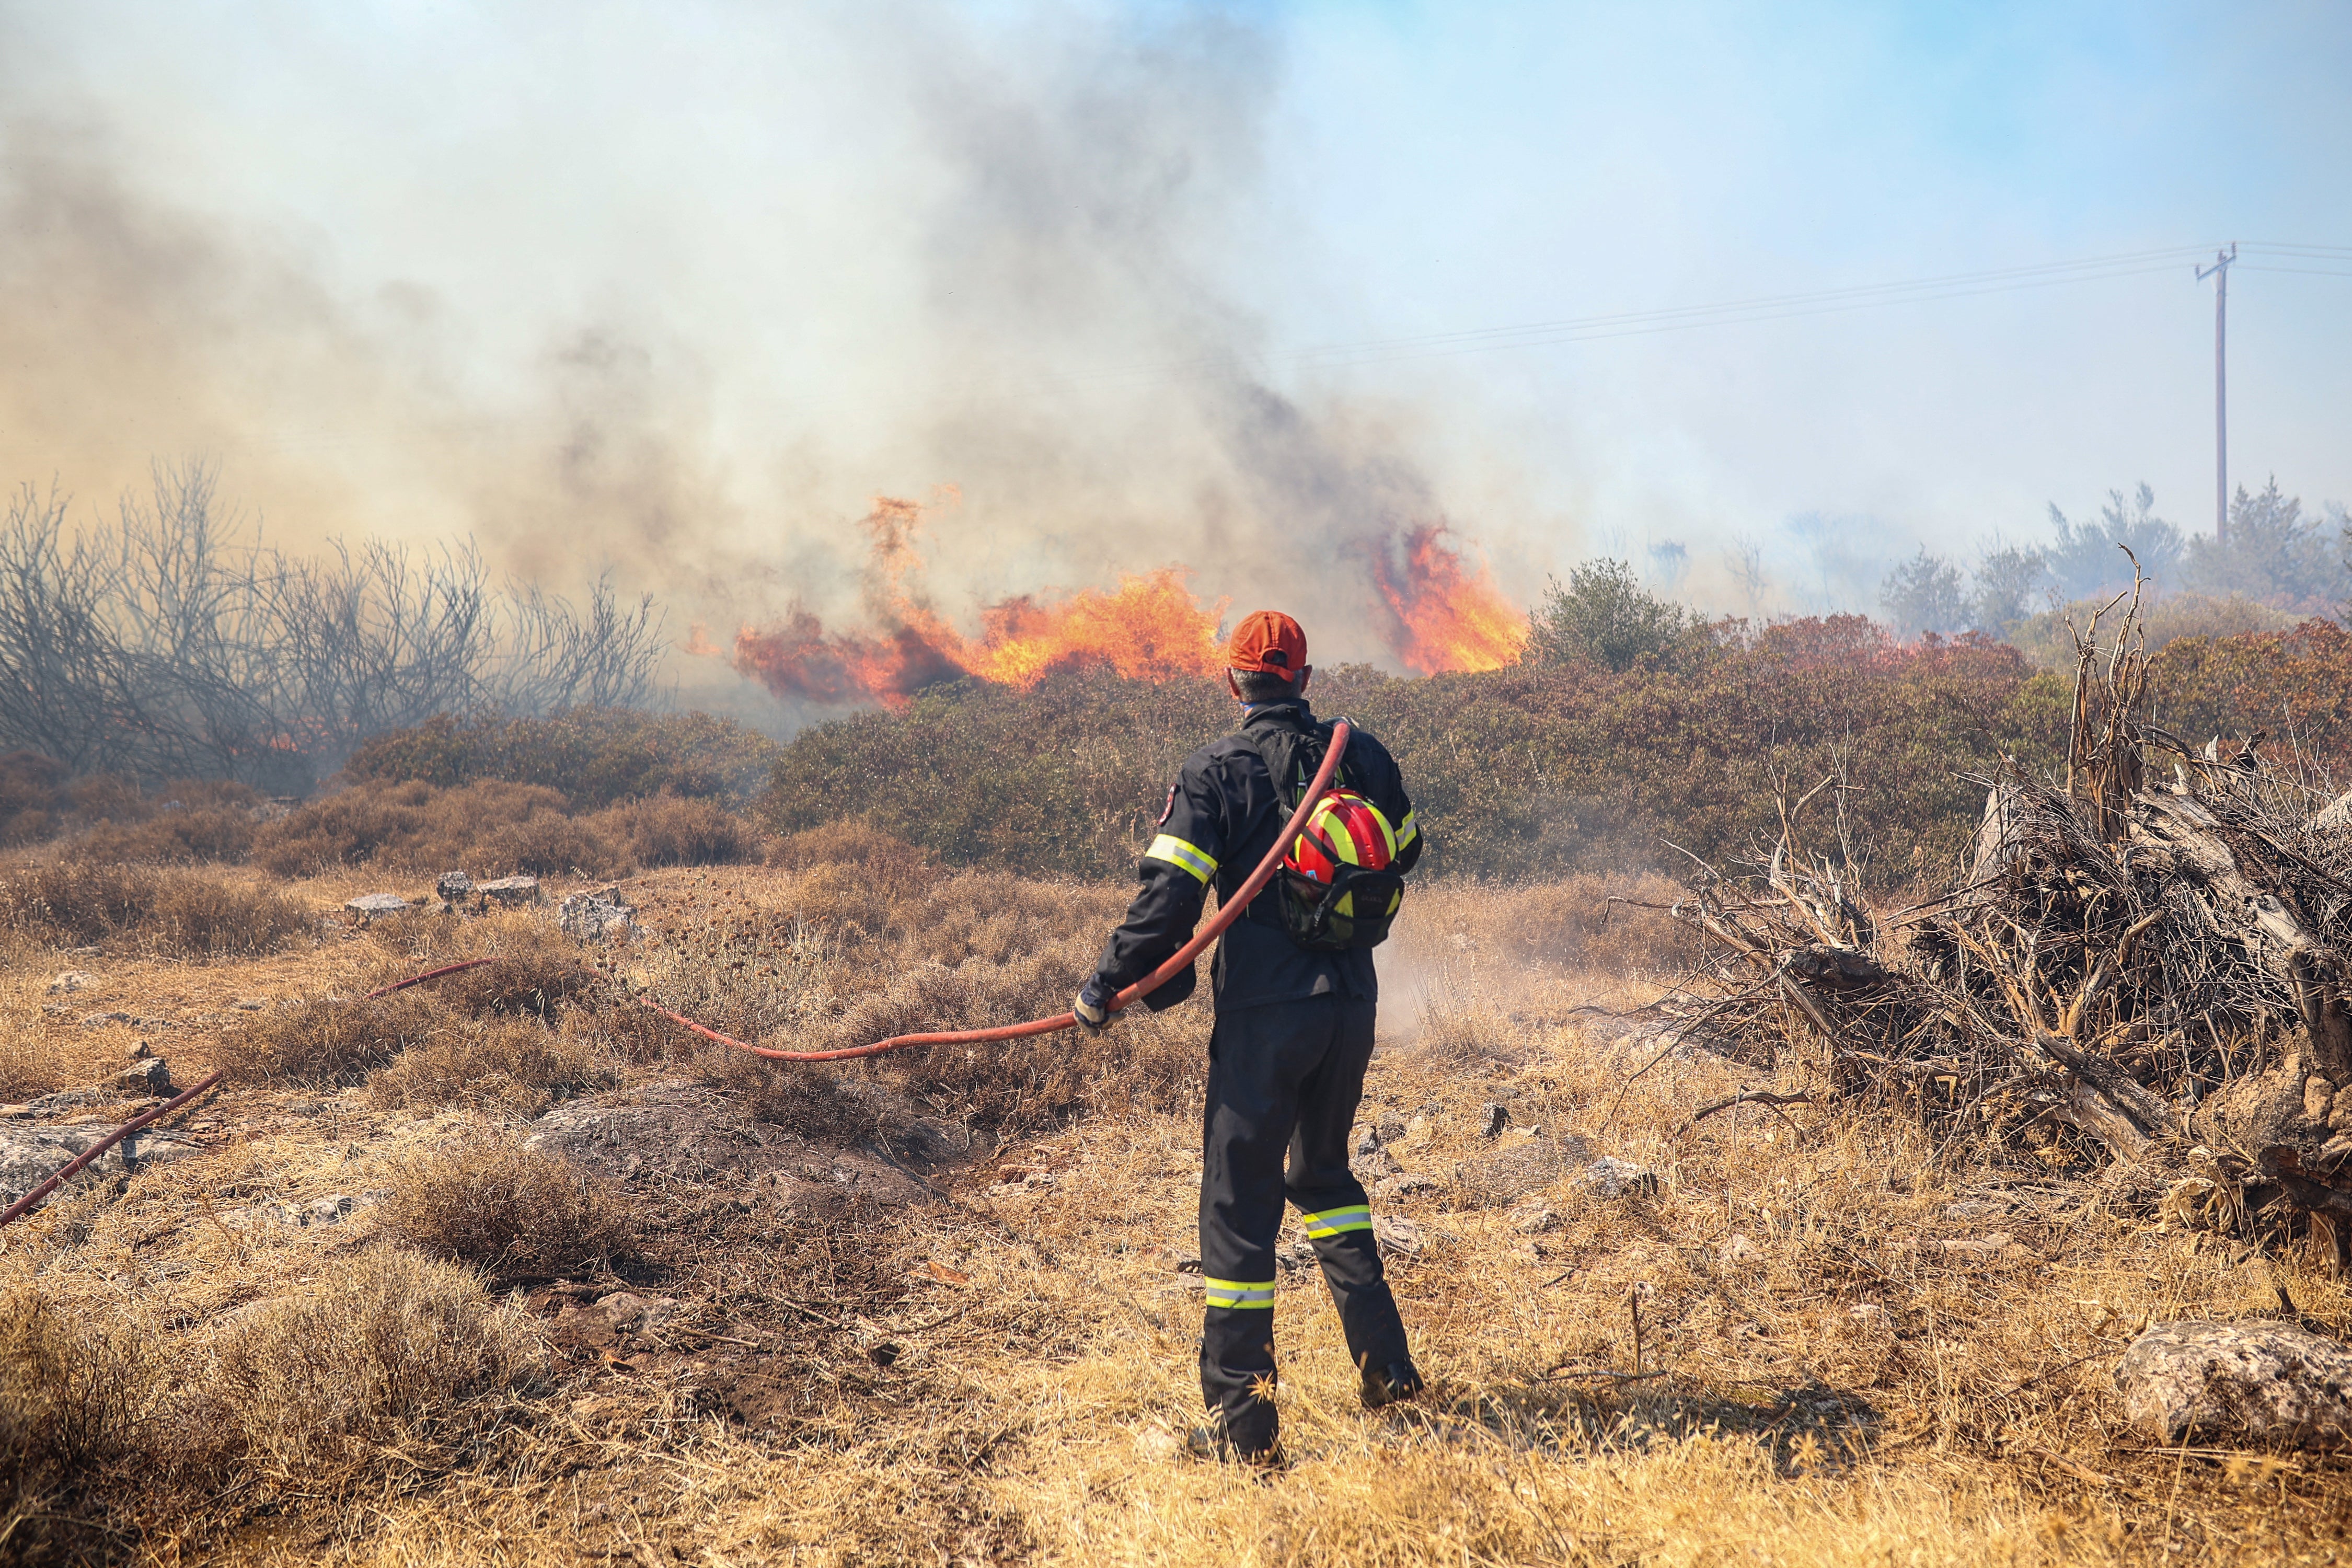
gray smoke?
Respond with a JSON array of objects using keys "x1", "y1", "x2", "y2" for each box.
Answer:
[{"x1": 0, "y1": 4, "x2": 1527, "y2": 730}]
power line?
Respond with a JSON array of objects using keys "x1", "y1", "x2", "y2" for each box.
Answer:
[
  {"x1": 1271, "y1": 245, "x2": 2219, "y2": 368},
  {"x1": 2239, "y1": 264, "x2": 2352, "y2": 279}
]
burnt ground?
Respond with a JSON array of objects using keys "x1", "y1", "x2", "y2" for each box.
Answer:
[{"x1": 514, "y1": 1077, "x2": 991, "y2": 1439}]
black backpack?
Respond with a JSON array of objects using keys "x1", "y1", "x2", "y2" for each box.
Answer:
[{"x1": 1242, "y1": 719, "x2": 1406, "y2": 953}]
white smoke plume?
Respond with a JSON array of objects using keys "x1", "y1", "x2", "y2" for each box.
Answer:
[{"x1": 0, "y1": 4, "x2": 1545, "y2": 727}]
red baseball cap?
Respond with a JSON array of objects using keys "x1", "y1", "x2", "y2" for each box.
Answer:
[{"x1": 1227, "y1": 610, "x2": 1307, "y2": 675}]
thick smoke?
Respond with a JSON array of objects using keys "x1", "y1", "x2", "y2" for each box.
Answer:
[{"x1": 0, "y1": 5, "x2": 1536, "y2": 730}]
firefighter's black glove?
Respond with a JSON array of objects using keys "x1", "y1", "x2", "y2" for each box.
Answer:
[{"x1": 1073, "y1": 976, "x2": 1116, "y2": 1033}]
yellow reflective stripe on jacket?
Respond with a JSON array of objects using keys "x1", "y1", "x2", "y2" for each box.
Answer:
[
  {"x1": 1396, "y1": 810, "x2": 1419, "y2": 848},
  {"x1": 1298, "y1": 1205, "x2": 1373, "y2": 1239},
  {"x1": 1202, "y1": 1277, "x2": 1277, "y2": 1309},
  {"x1": 1145, "y1": 833, "x2": 1218, "y2": 884}
]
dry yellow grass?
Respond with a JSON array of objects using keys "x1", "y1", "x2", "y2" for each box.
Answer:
[{"x1": 0, "y1": 859, "x2": 2345, "y2": 1564}]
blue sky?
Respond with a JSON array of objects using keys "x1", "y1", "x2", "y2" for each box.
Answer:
[{"x1": 1, "y1": 1, "x2": 2346, "y2": 676}]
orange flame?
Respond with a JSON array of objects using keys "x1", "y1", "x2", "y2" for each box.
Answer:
[
  {"x1": 733, "y1": 497, "x2": 1227, "y2": 707},
  {"x1": 1369, "y1": 524, "x2": 1527, "y2": 675},
  {"x1": 732, "y1": 499, "x2": 1525, "y2": 707}
]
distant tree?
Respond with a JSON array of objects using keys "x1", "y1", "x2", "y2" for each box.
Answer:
[
  {"x1": 1970, "y1": 539, "x2": 2050, "y2": 632},
  {"x1": 1525, "y1": 558, "x2": 1707, "y2": 672},
  {"x1": 2185, "y1": 476, "x2": 2345, "y2": 612},
  {"x1": 1724, "y1": 536, "x2": 1768, "y2": 618},
  {"x1": 1879, "y1": 548, "x2": 1969, "y2": 637},
  {"x1": 2045, "y1": 484, "x2": 2184, "y2": 597}
]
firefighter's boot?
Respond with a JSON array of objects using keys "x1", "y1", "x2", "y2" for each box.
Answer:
[{"x1": 1360, "y1": 1356, "x2": 1425, "y2": 1409}]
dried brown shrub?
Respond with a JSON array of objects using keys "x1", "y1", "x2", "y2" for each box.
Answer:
[
  {"x1": 465, "y1": 810, "x2": 619, "y2": 878},
  {"x1": 219, "y1": 992, "x2": 439, "y2": 1085},
  {"x1": 0, "y1": 860, "x2": 310, "y2": 956},
  {"x1": 380, "y1": 1134, "x2": 635, "y2": 1282},
  {"x1": 0, "y1": 1016, "x2": 116, "y2": 1103},
  {"x1": 0, "y1": 750, "x2": 67, "y2": 847},
  {"x1": 77, "y1": 806, "x2": 257, "y2": 865},
  {"x1": 255, "y1": 779, "x2": 625, "y2": 878},
  {"x1": 590, "y1": 790, "x2": 756, "y2": 868},
  {"x1": 0, "y1": 1255, "x2": 543, "y2": 1550},
  {"x1": 575, "y1": 993, "x2": 686, "y2": 1066},
  {"x1": 368, "y1": 1017, "x2": 618, "y2": 1115},
  {"x1": 189, "y1": 1249, "x2": 544, "y2": 1486},
  {"x1": 768, "y1": 819, "x2": 932, "y2": 903},
  {"x1": 361, "y1": 911, "x2": 609, "y2": 1018},
  {"x1": 0, "y1": 1281, "x2": 153, "y2": 1485}
]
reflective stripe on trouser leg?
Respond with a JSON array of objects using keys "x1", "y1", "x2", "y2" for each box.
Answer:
[
  {"x1": 1297, "y1": 1204, "x2": 1371, "y2": 1239},
  {"x1": 1202, "y1": 1277, "x2": 1276, "y2": 1309}
]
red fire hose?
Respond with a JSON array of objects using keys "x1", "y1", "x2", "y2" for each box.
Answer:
[
  {"x1": 639, "y1": 720, "x2": 1354, "y2": 1062},
  {"x1": 0, "y1": 723, "x2": 1350, "y2": 1228},
  {"x1": 0, "y1": 971, "x2": 482, "y2": 1231},
  {"x1": 0, "y1": 1067, "x2": 227, "y2": 1230}
]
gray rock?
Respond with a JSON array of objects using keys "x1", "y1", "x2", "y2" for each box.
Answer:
[
  {"x1": 1581, "y1": 1156, "x2": 1659, "y2": 1199},
  {"x1": 0, "y1": 1123, "x2": 109, "y2": 1209},
  {"x1": 118, "y1": 1058, "x2": 172, "y2": 1096},
  {"x1": 1373, "y1": 1215, "x2": 1432, "y2": 1261},
  {"x1": 1352, "y1": 1123, "x2": 1381, "y2": 1157},
  {"x1": 436, "y1": 870, "x2": 474, "y2": 901},
  {"x1": 121, "y1": 1129, "x2": 201, "y2": 1171},
  {"x1": 1479, "y1": 1101, "x2": 1510, "y2": 1139},
  {"x1": 477, "y1": 875, "x2": 541, "y2": 905},
  {"x1": 79, "y1": 1010, "x2": 135, "y2": 1029},
  {"x1": 47, "y1": 971, "x2": 94, "y2": 994},
  {"x1": 25, "y1": 1088, "x2": 108, "y2": 1116},
  {"x1": 2116, "y1": 1321, "x2": 2352, "y2": 1447},
  {"x1": 559, "y1": 889, "x2": 637, "y2": 941},
  {"x1": 1373, "y1": 1172, "x2": 1440, "y2": 1200},
  {"x1": 344, "y1": 893, "x2": 413, "y2": 921},
  {"x1": 231, "y1": 997, "x2": 268, "y2": 1011}
]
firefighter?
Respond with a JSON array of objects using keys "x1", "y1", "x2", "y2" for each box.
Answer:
[{"x1": 1072, "y1": 609, "x2": 1425, "y2": 1465}]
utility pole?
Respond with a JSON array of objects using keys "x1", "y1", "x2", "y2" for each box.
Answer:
[{"x1": 2196, "y1": 244, "x2": 2238, "y2": 547}]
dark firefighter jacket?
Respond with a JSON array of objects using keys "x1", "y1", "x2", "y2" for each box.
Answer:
[{"x1": 1091, "y1": 698, "x2": 1422, "y2": 1012}]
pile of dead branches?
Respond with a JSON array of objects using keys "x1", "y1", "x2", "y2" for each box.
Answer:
[{"x1": 1654, "y1": 573, "x2": 2352, "y2": 1266}]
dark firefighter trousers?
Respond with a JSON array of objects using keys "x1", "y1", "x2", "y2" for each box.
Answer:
[{"x1": 1198, "y1": 991, "x2": 1410, "y2": 1453}]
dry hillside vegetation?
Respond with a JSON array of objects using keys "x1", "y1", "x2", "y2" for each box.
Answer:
[{"x1": 0, "y1": 831, "x2": 2347, "y2": 1565}]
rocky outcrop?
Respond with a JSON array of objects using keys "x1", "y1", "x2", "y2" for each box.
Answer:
[
  {"x1": 344, "y1": 893, "x2": 414, "y2": 921},
  {"x1": 2116, "y1": 1321, "x2": 2352, "y2": 1447},
  {"x1": 559, "y1": 889, "x2": 636, "y2": 940}
]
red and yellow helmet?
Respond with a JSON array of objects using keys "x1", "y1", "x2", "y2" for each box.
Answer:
[{"x1": 1285, "y1": 788, "x2": 1397, "y2": 892}]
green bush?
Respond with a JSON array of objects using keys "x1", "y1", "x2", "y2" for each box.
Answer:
[
  {"x1": 1525, "y1": 559, "x2": 1714, "y2": 672},
  {"x1": 343, "y1": 708, "x2": 782, "y2": 807},
  {"x1": 760, "y1": 624, "x2": 2070, "y2": 884}
]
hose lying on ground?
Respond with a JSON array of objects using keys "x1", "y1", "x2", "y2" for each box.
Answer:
[
  {"x1": 0, "y1": 970, "x2": 467, "y2": 1231},
  {"x1": 0, "y1": 1068, "x2": 226, "y2": 1230},
  {"x1": 641, "y1": 719, "x2": 1354, "y2": 1062},
  {"x1": 0, "y1": 722, "x2": 1352, "y2": 1227}
]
